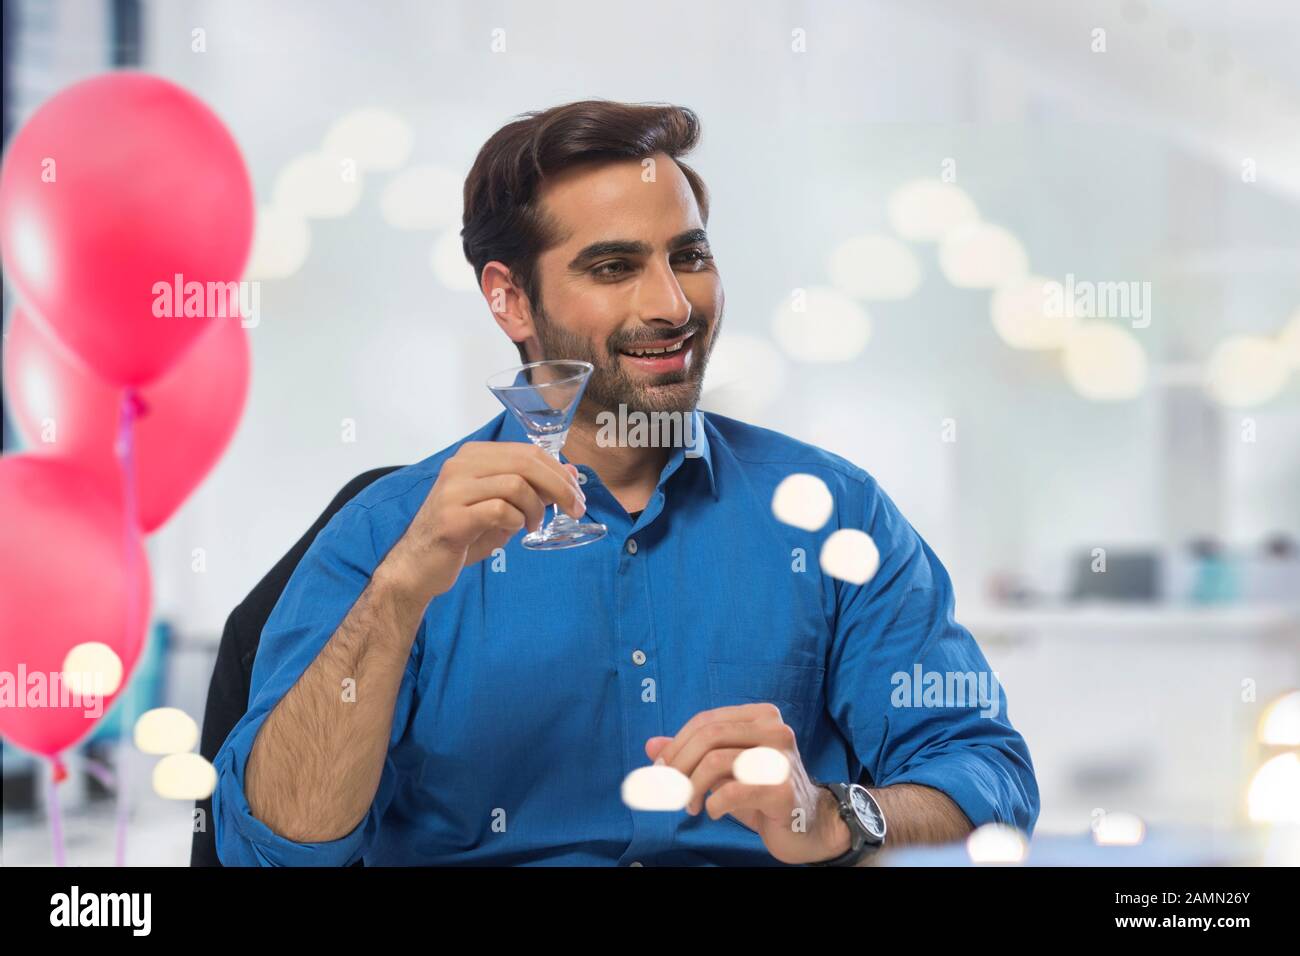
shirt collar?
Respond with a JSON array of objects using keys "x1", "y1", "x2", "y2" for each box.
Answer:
[{"x1": 494, "y1": 407, "x2": 718, "y2": 500}]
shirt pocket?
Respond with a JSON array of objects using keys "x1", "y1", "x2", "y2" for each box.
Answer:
[
  {"x1": 706, "y1": 659, "x2": 825, "y2": 751},
  {"x1": 705, "y1": 659, "x2": 826, "y2": 840}
]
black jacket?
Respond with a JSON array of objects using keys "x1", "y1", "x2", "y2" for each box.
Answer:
[{"x1": 191, "y1": 466, "x2": 401, "y2": 867}]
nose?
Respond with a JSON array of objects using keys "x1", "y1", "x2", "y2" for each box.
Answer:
[{"x1": 636, "y1": 256, "x2": 692, "y2": 331}]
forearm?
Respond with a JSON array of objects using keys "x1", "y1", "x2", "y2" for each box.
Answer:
[
  {"x1": 866, "y1": 783, "x2": 972, "y2": 850},
  {"x1": 245, "y1": 557, "x2": 429, "y2": 843},
  {"x1": 819, "y1": 782, "x2": 974, "y2": 866}
]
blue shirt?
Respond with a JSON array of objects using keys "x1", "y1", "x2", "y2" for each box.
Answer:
[{"x1": 213, "y1": 409, "x2": 1038, "y2": 865}]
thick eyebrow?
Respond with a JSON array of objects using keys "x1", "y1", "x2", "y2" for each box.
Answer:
[{"x1": 567, "y1": 228, "x2": 710, "y2": 270}]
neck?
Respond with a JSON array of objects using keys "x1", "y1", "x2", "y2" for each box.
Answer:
[{"x1": 562, "y1": 399, "x2": 675, "y2": 513}]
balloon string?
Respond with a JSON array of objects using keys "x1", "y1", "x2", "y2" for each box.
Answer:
[
  {"x1": 83, "y1": 757, "x2": 117, "y2": 791},
  {"x1": 46, "y1": 755, "x2": 67, "y2": 867},
  {"x1": 112, "y1": 389, "x2": 146, "y2": 867}
]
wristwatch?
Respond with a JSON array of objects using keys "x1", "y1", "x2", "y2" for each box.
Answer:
[{"x1": 808, "y1": 782, "x2": 887, "y2": 866}]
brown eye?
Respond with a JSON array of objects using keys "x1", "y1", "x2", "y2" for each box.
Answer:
[{"x1": 593, "y1": 261, "x2": 629, "y2": 278}]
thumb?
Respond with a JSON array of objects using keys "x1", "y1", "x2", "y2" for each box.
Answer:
[{"x1": 644, "y1": 736, "x2": 672, "y2": 762}]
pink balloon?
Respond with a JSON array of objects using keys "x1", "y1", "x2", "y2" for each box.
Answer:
[
  {"x1": 0, "y1": 456, "x2": 151, "y2": 758},
  {"x1": 0, "y1": 71, "x2": 254, "y2": 386},
  {"x1": 4, "y1": 305, "x2": 251, "y2": 533}
]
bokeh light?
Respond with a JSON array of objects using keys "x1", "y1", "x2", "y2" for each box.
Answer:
[
  {"x1": 771, "y1": 286, "x2": 871, "y2": 362},
  {"x1": 244, "y1": 204, "x2": 311, "y2": 280},
  {"x1": 1062, "y1": 321, "x2": 1148, "y2": 401},
  {"x1": 133, "y1": 707, "x2": 200, "y2": 755},
  {"x1": 827, "y1": 234, "x2": 922, "y2": 300},
  {"x1": 965, "y1": 823, "x2": 1029, "y2": 864},
  {"x1": 887, "y1": 180, "x2": 979, "y2": 241},
  {"x1": 322, "y1": 108, "x2": 413, "y2": 172},
  {"x1": 380, "y1": 164, "x2": 462, "y2": 230},
  {"x1": 621, "y1": 765, "x2": 692, "y2": 811},
  {"x1": 1092, "y1": 811, "x2": 1146, "y2": 846},
  {"x1": 1258, "y1": 690, "x2": 1300, "y2": 747},
  {"x1": 938, "y1": 222, "x2": 1028, "y2": 289},
  {"x1": 733, "y1": 746, "x2": 791, "y2": 785},
  {"x1": 772, "y1": 473, "x2": 834, "y2": 531},
  {"x1": 1278, "y1": 309, "x2": 1300, "y2": 369},
  {"x1": 991, "y1": 275, "x2": 1075, "y2": 350},
  {"x1": 820, "y1": 529, "x2": 880, "y2": 585},
  {"x1": 272, "y1": 152, "x2": 364, "y2": 219},
  {"x1": 1246, "y1": 752, "x2": 1300, "y2": 824},
  {"x1": 152, "y1": 753, "x2": 217, "y2": 801},
  {"x1": 430, "y1": 226, "x2": 479, "y2": 291},
  {"x1": 61, "y1": 642, "x2": 122, "y2": 697},
  {"x1": 700, "y1": 332, "x2": 789, "y2": 417},
  {"x1": 1205, "y1": 335, "x2": 1290, "y2": 408}
]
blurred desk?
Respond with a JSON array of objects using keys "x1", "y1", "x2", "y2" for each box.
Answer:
[
  {"x1": 950, "y1": 603, "x2": 1300, "y2": 835},
  {"x1": 879, "y1": 826, "x2": 1295, "y2": 866},
  {"x1": 964, "y1": 603, "x2": 1300, "y2": 643}
]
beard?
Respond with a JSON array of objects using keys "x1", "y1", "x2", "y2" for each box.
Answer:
[{"x1": 530, "y1": 299, "x2": 720, "y2": 419}]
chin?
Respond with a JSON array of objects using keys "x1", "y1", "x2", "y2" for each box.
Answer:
[{"x1": 628, "y1": 380, "x2": 703, "y2": 416}]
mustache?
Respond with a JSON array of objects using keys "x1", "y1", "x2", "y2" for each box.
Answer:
[{"x1": 608, "y1": 319, "x2": 705, "y2": 354}]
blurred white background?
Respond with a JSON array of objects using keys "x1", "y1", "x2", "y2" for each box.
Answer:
[{"x1": 2, "y1": 0, "x2": 1298, "y2": 864}]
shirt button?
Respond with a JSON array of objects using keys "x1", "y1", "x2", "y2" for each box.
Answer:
[
  {"x1": 632, "y1": 649, "x2": 646, "y2": 665},
  {"x1": 626, "y1": 539, "x2": 638, "y2": 555},
  {"x1": 576, "y1": 472, "x2": 588, "y2": 485}
]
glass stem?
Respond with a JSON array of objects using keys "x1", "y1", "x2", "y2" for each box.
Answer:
[
  {"x1": 532, "y1": 436, "x2": 568, "y2": 526},
  {"x1": 549, "y1": 449, "x2": 564, "y2": 524}
]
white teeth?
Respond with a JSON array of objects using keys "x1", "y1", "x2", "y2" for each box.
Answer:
[{"x1": 624, "y1": 337, "x2": 688, "y2": 357}]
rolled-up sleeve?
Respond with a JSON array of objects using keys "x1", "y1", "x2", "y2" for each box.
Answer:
[
  {"x1": 826, "y1": 474, "x2": 1040, "y2": 834},
  {"x1": 212, "y1": 502, "x2": 421, "y2": 866}
]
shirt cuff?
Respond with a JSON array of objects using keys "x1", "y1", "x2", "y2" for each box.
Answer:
[
  {"x1": 212, "y1": 718, "x2": 369, "y2": 867},
  {"x1": 876, "y1": 748, "x2": 1037, "y2": 835}
]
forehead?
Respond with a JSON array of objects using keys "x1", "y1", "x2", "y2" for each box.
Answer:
[{"x1": 536, "y1": 152, "x2": 703, "y2": 248}]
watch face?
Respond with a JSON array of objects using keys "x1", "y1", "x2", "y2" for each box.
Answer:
[{"x1": 849, "y1": 785, "x2": 886, "y2": 839}]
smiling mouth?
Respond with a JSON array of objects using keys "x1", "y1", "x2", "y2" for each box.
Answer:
[{"x1": 618, "y1": 330, "x2": 695, "y2": 358}]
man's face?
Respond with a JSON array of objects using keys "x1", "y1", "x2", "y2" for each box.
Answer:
[{"x1": 523, "y1": 152, "x2": 723, "y2": 417}]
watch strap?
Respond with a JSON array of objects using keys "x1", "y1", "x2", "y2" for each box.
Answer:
[{"x1": 808, "y1": 782, "x2": 882, "y2": 867}]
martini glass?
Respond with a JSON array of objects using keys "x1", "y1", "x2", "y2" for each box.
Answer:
[{"x1": 486, "y1": 359, "x2": 608, "y2": 550}]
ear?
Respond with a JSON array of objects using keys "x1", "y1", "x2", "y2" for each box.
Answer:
[{"x1": 481, "y1": 261, "x2": 537, "y2": 357}]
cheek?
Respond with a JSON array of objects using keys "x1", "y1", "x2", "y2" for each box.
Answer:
[
  {"x1": 555, "y1": 287, "x2": 620, "y2": 338},
  {"x1": 684, "y1": 274, "x2": 722, "y2": 313}
]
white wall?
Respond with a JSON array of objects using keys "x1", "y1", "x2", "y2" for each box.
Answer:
[{"x1": 133, "y1": 0, "x2": 1300, "y2": 642}]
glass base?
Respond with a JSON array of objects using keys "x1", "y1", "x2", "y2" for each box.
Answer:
[{"x1": 522, "y1": 513, "x2": 607, "y2": 550}]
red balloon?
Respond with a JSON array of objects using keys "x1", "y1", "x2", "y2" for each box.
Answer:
[
  {"x1": 3, "y1": 305, "x2": 251, "y2": 532},
  {"x1": 0, "y1": 71, "x2": 254, "y2": 386},
  {"x1": 0, "y1": 456, "x2": 151, "y2": 758}
]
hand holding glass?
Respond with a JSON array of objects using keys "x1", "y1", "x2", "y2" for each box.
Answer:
[{"x1": 486, "y1": 360, "x2": 608, "y2": 550}]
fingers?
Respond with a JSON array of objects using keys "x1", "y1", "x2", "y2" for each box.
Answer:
[
  {"x1": 685, "y1": 747, "x2": 745, "y2": 816},
  {"x1": 656, "y1": 703, "x2": 781, "y2": 768},
  {"x1": 451, "y1": 442, "x2": 585, "y2": 518},
  {"x1": 644, "y1": 736, "x2": 672, "y2": 762},
  {"x1": 461, "y1": 474, "x2": 548, "y2": 533},
  {"x1": 666, "y1": 720, "x2": 784, "y2": 785},
  {"x1": 462, "y1": 498, "x2": 527, "y2": 539},
  {"x1": 705, "y1": 779, "x2": 790, "y2": 824}
]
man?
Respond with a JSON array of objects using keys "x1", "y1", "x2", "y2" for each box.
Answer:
[{"x1": 212, "y1": 99, "x2": 1038, "y2": 866}]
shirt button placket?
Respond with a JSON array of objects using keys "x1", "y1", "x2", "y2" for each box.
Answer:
[{"x1": 619, "y1": 528, "x2": 670, "y2": 864}]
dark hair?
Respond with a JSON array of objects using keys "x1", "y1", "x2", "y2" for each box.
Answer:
[{"x1": 461, "y1": 99, "x2": 710, "y2": 362}]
